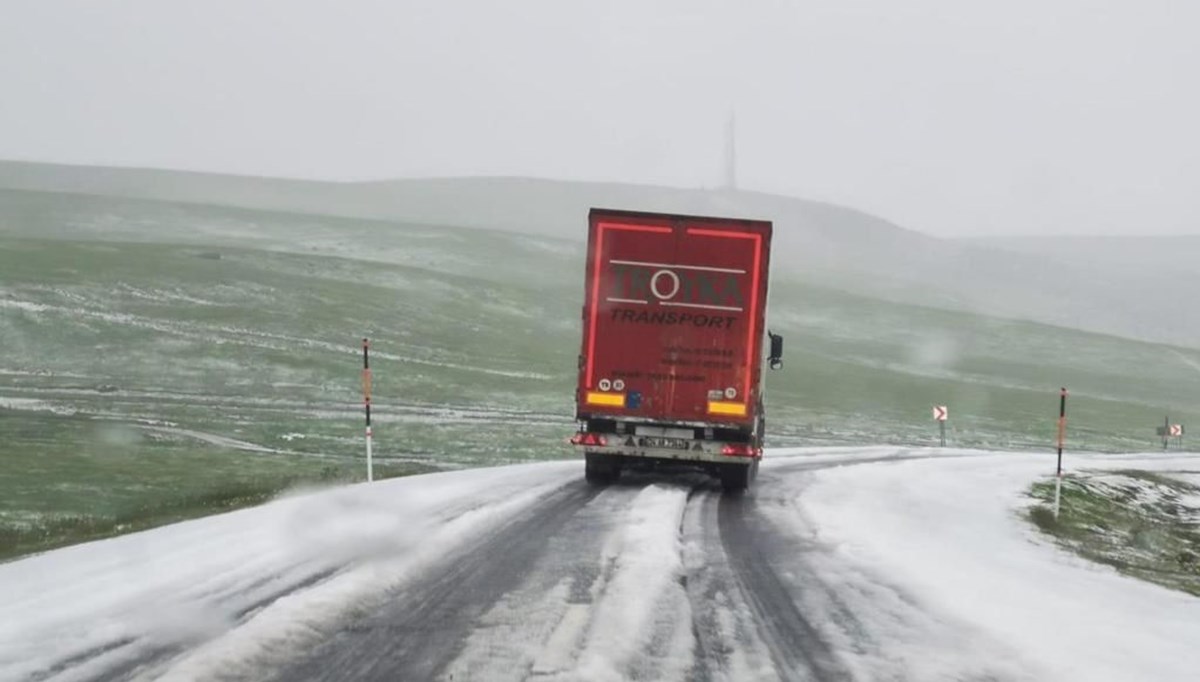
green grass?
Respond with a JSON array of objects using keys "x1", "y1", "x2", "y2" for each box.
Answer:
[
  {"x1": 1027, "y1": 471, "x2": 1200, "y2": 596},
  {"x1": 3, "y1": 475, "x2": 306, "y2": 561},
  {"x1": 0, "y1": 410, "x2": 430, "y2": 560},
  {"x1": 1, "y1": 187, "x2": 1199, "y2": 559},
  {"x1": 770, "y1": 279, "x2": 1200, "y2": 451}
]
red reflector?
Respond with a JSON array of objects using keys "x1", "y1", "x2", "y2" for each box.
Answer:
[
  {"x1": 721, "y1": 444, "x2": 759, "y2": 457},
  {"x1": 570, "y1": 433, "x2": 608, "y2": 446}
]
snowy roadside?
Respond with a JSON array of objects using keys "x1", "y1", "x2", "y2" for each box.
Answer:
[
  {"x1": 0, "y1": 461, "x2": 578, "y2": 681},
  {"x1": 796, "y1": 450, "x2": 1200, "y2": 682},
  {"x1": 0, "y1": 444, "x2": 991, "y2": 681},
  {"x1": 6, "y1": 446, "x2": 1199, "y2": 681}
]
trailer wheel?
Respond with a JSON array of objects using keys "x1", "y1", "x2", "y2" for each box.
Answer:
[
  {"x1": 585, "y1": 452, "x2": 620, "y2": 485},
  {"x1": 720, "y1": 461, "x2": 758, "y2": 494}
]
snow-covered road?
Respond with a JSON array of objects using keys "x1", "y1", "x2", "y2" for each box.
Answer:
[{"x1": 3, "y1": 447, "x2": 1199, "y2": 681}]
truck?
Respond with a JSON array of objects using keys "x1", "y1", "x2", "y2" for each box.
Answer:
[{"x1": 570, "y1": 208, "x2": 782, "y2": 492}]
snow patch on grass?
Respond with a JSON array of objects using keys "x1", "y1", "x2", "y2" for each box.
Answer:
[
  {"x1": 0, "y1": 396, "x2": 77, "y2": 416},
  {"x1": 1028, "y1": 468, "x2": 1200, "y2": 594}
]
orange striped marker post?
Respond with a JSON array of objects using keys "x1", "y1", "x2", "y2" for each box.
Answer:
[{"x1": 363, "y1": 338, "x2": 374, "y2": 482}]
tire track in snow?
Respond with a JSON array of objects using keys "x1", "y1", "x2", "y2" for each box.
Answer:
[
  {"x1": 682, "y1": 451, "x2": 916, "y2": 682},
  {"x1": 681, "y1": 486, "x2": 778, "y2": 682},
  {"x1": 549, "y1": 482, "x2": 694, "y2": 682},
  {"x1": 716, "y1": 490, "x2": 852, "y2": 681},
  {"x1": 437, "y1": 479, "x2": 697, "y2": 682},
  {"x1": 745, "y1": 461, "x2": 1040, "y2": 682},
  {"x1": 266, "y1": 452, "x2": 956, "y2": 682},
  {"x1": 28, "y1": 450, "x2": 1014, "y2": 682},
  {"x1": 434, "y1": 485, "x2": 641, "y2": 681},
  {"x1": 682, "y1": 450, "x2": 969, "y2": 680},
  {"x1": 264, "y1": 481, "x2": 605, "y2": 682},
  {"x1": 99, "y1": 470, "x2": 582, "y2": 682}
]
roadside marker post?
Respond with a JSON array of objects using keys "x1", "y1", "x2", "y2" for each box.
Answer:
[
  {"x1": 363, "y1": 338, "x2": 374, "y2": 482},
  {"x1": 933, "y1": 405, "x2": 948, "y2": 447},
  {"x1": 1054, "y1": 388, "x2": 1068, "y2": 519},
  {"x1": 1155, "y1": 420, "x2": 1186, "y2": 449}
]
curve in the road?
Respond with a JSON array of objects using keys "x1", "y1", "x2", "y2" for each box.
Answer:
[{"x1": 111, "y1": 450, "x2": 1005, "y2": 682}]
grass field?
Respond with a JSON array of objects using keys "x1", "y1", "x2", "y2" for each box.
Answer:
[
  {"x1": 0, "y1": 410, "x2": 437, "y2": 560},
  {"x1": 1028, "y1": 471, "x2": 1200, "y2": 596},
  {"x1": 2, "y1": 188, "x2": 1198, "y2": 558}
]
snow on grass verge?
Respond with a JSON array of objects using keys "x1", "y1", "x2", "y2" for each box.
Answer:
[
  {"x1": 1028, "y1": 469, "x2": 1200, "y2": 596},
  {"x1": 797, "y1": 451, "x2": 1200, "y2": 682}
]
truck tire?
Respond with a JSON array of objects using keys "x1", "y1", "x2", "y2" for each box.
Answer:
[
  {"x1": 585, "y1": 452, "x2": 620, "y2": 485},
  {"x1": 720, "y1": 460, "x2": 758, "y2": 493}
]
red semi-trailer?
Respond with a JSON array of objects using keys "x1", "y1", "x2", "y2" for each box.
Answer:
[{"x1": 571, "y1": 208, "x2": 781, "y2": 491}]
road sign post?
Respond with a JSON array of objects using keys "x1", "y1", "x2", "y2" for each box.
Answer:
[
  {"x1": 1054, "y1": 388, "x2": 1068, "y2": 519},
  {"x1": 933, "y1": 405, "x2": 948, "y2": 446}
]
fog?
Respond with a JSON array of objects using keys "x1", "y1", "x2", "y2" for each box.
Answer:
[{"x1": 1, "y1": 1, "x2": 1198, "y2": 238}]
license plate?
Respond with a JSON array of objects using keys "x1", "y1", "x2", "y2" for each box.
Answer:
[{"x1": 638, "y1": 436, "x2": 690, "y2": 450}]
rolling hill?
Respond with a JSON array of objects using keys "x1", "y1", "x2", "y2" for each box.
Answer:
[
  {"x1": 2, "y1": 160, "x2": 1196, "y2": 347},
  {"x1": 2, "y1": 163, "x2": 1198, "y2": 556}
]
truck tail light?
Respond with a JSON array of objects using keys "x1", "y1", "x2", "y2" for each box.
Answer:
[
  {"x1": 720, "y1": 444, "x2": 759, "y2": 457},
  {"x1": 570, "y1": 433, "x2": 608, "y2": 447}
]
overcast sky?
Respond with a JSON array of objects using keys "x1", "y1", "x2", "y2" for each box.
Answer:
[{"x1": 1, "y1": 1, "x2": 1197, "y2": 237}]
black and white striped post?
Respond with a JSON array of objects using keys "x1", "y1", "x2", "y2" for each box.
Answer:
[
  {"x1": 1054, "y1": 387, "x2": 1068, "y2": 519},
  {"x1": 362, "y1": 338, "x2": 374, "y2": 482}
]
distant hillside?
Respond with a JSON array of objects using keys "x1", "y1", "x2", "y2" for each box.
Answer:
[
  {"x1": 972, "y1": 235, "x2": 1200, "y2": 278},
  {"x1": 1, "y1": 160, "x2": 1196, "y2": 348},
  {"x1": 0, "y1": 160, "x2": 917, "y2": 244},
  {"x1": 3, "y1": 206, "x2": 1197, "y2": 459}
]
